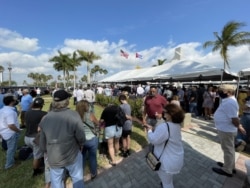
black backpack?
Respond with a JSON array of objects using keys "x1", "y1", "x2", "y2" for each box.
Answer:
[
  {"x1": 115, "y1": 106, "x2": 127, "y2": 127},
  {"x1": 18, "y1": 145, "x2": 33, "y2": 160}
]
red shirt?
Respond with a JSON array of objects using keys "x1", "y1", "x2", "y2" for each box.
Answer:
[{"x1": 144, "y1": 94, "x2": 167, "y2": 118}]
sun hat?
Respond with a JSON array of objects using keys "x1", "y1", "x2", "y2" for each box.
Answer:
[{"x1": 53, "y1": 90, "x2": 72, "y2": 102}]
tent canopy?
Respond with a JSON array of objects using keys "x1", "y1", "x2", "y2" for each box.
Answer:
[
  {"x1": 100, "y1": 60, "x2": 238, "y2": 83},
  {"x1": 239, "y1": 68, "x2": 250, "y2": 77}
]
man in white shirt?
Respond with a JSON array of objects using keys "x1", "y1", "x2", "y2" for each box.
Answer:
[
  {"x1": 96, "y1": 85, "x2": 104, "y2": 94},
  {"x1": 84, "y1": 85, "x2": 95, "y2": 112},
  {"x1": 212, "y1": 84, "x2": 246, "y2": 177},
  {"x1": 136, "y1": 84, "x2": 144, "y2": 98},
  {"x1": 104, "y1": 86, "x2": 112, "y2": 97},
  {"x1": 0, "y1": 95, "x2": 21, "y2": 169},
  {"x1": 76, "y1": 86, "x2": 84, "y2": 103},
  {"x1": 36, "y1": 88, "x2": 41, "y2": 97}
]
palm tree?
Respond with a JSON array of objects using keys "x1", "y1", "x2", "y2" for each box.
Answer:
[
  {"x1": 81, "y1": 75, "x2": 88, "y2": 83},
  {"x1": 152, "y1": 59, "x2": 167, "y2": 67},
  {"x1": 91, "y1": 65, "x2": 108, "y2": 82},
  {"x1": 77, "y1": 50, "x2": 101, "y2": 84},
  {"x1": 49, "y1": 50, "x2": 72, "y2": 88},
  {"x1": 27, "y1": 72, "x2": 36, "y2": 85},
  {"x1": 203, "y1": 21, "x2": 250, "y2": 70}
]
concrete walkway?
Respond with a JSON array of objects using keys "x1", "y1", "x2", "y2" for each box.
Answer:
[{"x1": 83, "y1": 118, "x2": 249, "y2": 188}]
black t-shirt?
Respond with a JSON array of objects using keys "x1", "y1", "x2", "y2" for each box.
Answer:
[
  {"x1": 190, "y1": 91, "x2": 198, "y2": 103},
  {"x1": 100, "y1": 105, "x2": 118, "y2": 127},
  {"x1": 25, "y1": 110, "x2": 47, "y2": 137}
]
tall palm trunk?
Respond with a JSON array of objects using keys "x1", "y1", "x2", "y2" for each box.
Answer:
[
  {"x1": 63, "y1": 70, "x2": 66, "y2": 89},
  {"x1": 73, "y1": 67, "x2": 76, "y2": 89},
  {"x1": 87, "y1": 63, "x2": 90, "y2": 84}
]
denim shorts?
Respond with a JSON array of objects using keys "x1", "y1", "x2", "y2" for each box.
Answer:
[{"x1": 104, "y1": 125, "x2": 122, "y2": 139}]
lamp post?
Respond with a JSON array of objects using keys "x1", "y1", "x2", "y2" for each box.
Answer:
[{"x1": 7, "y1": 62, "x2": 12, "y2": 87}]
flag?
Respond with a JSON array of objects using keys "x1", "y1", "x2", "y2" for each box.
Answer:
[
  {"x1": 136, "y1": 52, "x2": 143, "y2": 59},
  {"x1": 120, "y1": 49, "x2": 129, "y2": 59}
]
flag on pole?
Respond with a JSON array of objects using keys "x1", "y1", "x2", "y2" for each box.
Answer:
[
  {"x1": 120, "y1": 49, "x2": 129, "y2": 59},
  {"x1": 135, "y1": 52, "x2": 143, "y2": 59}
]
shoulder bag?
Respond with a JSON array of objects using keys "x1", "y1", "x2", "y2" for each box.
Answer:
[
  {"x1": 83, "y1": 121, "x2": 98, "y2": 136},
  {"x1": 145, "y1": 122, "x2": 170, "y2": 171}
]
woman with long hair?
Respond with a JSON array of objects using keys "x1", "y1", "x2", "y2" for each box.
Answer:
[{"x1": 76, "y1": 100, "x2": 99, "y2": 180}]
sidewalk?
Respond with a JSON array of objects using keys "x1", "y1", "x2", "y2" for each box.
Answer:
[{"x1": 84, "y1": 118, "x2": 249, "y2": 188}]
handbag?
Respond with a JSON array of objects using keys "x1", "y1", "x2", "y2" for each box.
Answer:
[
  {"x1": 83, "y1": 121, "x2": 98, "y2": 136},
  {"x1": 145, "y1": 123, "x2": 170, "y2": 171}
]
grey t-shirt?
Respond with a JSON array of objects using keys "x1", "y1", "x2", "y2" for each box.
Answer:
[{"x1": 120, "y1": 103, "x2": 132, "y2": 130}]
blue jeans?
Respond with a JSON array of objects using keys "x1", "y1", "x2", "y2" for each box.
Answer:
[
  {"x1": 50, "y1": 152, "x2": 84, "y2": 188},
  {"x1": 189, "y1": 102, "x2": 198, "y2": 116},
  {"x1": 82, "y1": 136, "x2": 98, "y2": 176},
  {"x1": 237, "y1": 113, "x2": 250, "y2": 142},
  {"x1": 5, "y1": 132, "x2": 20, "y2": 169}
]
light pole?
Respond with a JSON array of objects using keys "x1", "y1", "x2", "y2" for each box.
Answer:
[{"x1": 7, "y1": 62, "x2": 12, "y2": 87}]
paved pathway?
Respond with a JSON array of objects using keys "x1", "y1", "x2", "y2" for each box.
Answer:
[{"x1": 83, "y1": 118, "x2": 249, "y2": 188}]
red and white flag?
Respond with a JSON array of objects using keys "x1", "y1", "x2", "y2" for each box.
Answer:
[{"x1": 120, "y1": 49, "x2": 129, "y2": 59}]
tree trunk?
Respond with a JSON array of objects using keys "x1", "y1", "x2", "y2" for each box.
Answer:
[
  {"x1": 87, "y1": 63, "x2": 90, "y2": 84},
  {"x1": 73, "y1": 68, "x2": 76, "y2": 89},
  {"x1": 63, "y1": 70, "x2": 66, "y2": 89}
]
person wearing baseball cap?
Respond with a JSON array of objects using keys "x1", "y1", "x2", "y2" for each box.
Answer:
[
  {"x1": 39, "y1": 89, "x2": 85, "y2": 187},
  {"x1": 0, "y1": 94, "x2": 21, "y2": 169},
  {"x1": 53, "y1": 89, "x2": 72, "y2": 102},
  {"x1": 212, "y1": 84, "x2": 246, "y2": 177},
  {"x1": 24, "y1": 97, "x2": 47, "y2": 176}
]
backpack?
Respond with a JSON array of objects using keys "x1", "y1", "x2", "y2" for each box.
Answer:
[
  {"x1": 18, "y1": 145, "x2": 33, "y2": 160},
  {"x1": 115, "y1": 106, "x2": 127, "y2": 127}
]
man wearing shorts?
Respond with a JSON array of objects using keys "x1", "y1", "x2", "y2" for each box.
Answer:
[
  {"x1": 24, "y1": 97, "x2": 47, "y2": 176},
  {"x1": 119, "y1": 94, "x2": 132, "y2": 157}
]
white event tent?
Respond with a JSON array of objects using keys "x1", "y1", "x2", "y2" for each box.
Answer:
[{"x1": 100, "y1": 60, "x2": 238, "y2": 83}]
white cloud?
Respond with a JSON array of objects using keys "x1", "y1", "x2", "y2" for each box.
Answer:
[
  {"x1": 1, "y1": 28, "x2": 250, "y2": 85},
  {"x1": 0, "y1": 28, "x2": 40, "y2": 52}
]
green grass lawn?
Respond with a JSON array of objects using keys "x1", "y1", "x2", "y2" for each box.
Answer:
[{"x1": 0, "y1": 95, "x2": 148, "y2": 188}]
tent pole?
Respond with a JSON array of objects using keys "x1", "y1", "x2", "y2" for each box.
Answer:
[
  {"x1": 236, "y1": 73, "x2": 241, "y2": 99},
  {"x1": 248, "y1": 76, "x2": 250, "y2": 87},
  {"x1": 220, "y1": 69, "x2": 223, "y2": 84}
]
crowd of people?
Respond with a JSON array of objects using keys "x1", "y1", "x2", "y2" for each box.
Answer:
[{"x1": 0, "y1": 82, "x2": 250, "y2": 188}]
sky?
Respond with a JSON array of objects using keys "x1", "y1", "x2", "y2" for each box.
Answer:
[{"x1": 0, "y1": 0, "x2": 250, "y2": 85}]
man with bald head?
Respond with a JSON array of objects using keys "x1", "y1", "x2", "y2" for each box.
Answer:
[
  {"x1": 20, "y1": 89, "x2": 33, "y2": 128},
  {"x1": 212, "y1": 84, "x2": 246, "y2": 177}
]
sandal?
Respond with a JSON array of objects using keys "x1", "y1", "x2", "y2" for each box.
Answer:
[{"x1": 109, "y1": 160, "x2": 116, "y2": 166}]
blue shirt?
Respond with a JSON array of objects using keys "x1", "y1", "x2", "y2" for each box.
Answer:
[{"x1": 20, "y1": 94, "x2": 33, "y2": 111}]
